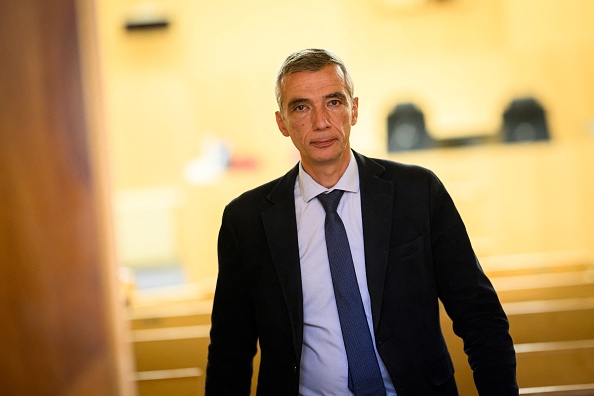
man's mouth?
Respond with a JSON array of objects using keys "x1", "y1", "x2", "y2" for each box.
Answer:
[{"x1": 311, "y1": 139, "x2": 335, "y2": 148}]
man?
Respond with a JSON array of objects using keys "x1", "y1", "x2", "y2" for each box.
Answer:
[{"x1": 206, "y1": 48, "x2": 518, "y2": 395}]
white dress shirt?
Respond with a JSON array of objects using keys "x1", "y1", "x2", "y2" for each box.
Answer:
[{"x1": 295, "y1": 152, "x2": 396, "y2": 395}]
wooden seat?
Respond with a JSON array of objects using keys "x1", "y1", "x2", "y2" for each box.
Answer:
[
  {"x1": 130, "y1": 299, "x2": 213, "y2": 330},
  {"x1": 440, "y1": 297, "x2": 594, "y2": 395},
  {"x1": 440, "y1": 298, "x2": 594, "y2": 344},
  {"x1": 492, "y1": 271, "x2": 594, "y2": 302},
  {"x1": 135, "y1": 368, "x2": 203, "y2": 396},
  {"x1": 132, "y1": 325, "x2": 211, "y2": 372},
  {"x1": 506, "y1": 298, "x2": 594, "y2": 343},
  {"x1": 481, "y1": 251, "x2": 594, "y2": 278},
  {"x1": 519, "y1": 383, "x2": 594, "y2": 395},
  {"x1": 516, "y1": 340, "x2": 594, "y2": 388},
  {"x1": 126, "y1": 251, "x2": 594, "y2": 395},
  {"x1": 442, "y1": 332, "x2": 594, "y2": 396}
]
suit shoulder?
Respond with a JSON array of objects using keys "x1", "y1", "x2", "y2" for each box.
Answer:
[
  {"x1": 227, "y1": 176, "x2": 282, "y2": 210},
  {"x1": 368, "y1": 156, "x2": 439, "y2": 183}
]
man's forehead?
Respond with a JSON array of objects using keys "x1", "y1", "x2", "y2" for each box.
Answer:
[{"x1": 281, "y1": 66, "x2": 347, "y2": 101}]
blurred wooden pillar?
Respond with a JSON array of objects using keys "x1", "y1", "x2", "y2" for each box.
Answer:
[{"x1": 0, "y1": 0, "x2": 134, "y2": 395}]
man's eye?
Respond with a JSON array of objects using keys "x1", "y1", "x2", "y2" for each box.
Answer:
[
  {"x1": 329, "y1": 100, "x2": 340, "y2": 106},
  {"x1": 295, "y1": 105, "x2": 306, "y2": 111}
]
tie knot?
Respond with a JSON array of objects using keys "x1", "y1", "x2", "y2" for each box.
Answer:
[{"x1": 317, "y1": 189, "x2": 344, "y2": 214}]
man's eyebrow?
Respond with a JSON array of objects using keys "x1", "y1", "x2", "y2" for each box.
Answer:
[
  {"x1": 287, "y1": 97, "x2": 311, "y2": 109},
  {"x1": 286, "y1": 92, "x2": 348, "y2": 109},
  {"x1": 325, "y1": 92, "x2": 348, "y2": 101}
]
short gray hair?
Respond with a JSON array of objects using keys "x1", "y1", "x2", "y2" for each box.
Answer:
[{"x1": 275, "y1": 48, "x2": 354, "y2": 111}]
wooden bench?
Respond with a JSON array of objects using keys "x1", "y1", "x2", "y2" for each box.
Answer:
[
  {"x1": 131, "y1": 323, "x2": 261, "y2": 396},
  {"x1": 128, "y1": 296, "x2": 212, "y2": 394},
  {"x1": 131, "y1": 325, "x2": 210, "y2": 396},
  {"x1": 492, "y1": 271, "x2": 594, "y2": 303},
  {"x1": 516, "y1": 339, "x2": 594, "y2": 388},
  {"x1": 132, "y1": 325, "x2": 211, "y2": 372},
  {"x1": 126, "y1": 250, "x2": 594, "y2": 395},
  {"x1": 442, "y1": 333, "x2": 594, "y2": 396},
  {"x1": 135, "y1": 368, "x2": 203, "y2": 396},
  {"x1": 481, "y1": 251, "x2": 594, "y2": 278},
  {"x1": 440, "y1": 297, "x2": 594, "y2": 395},
  {"x1": 130, "y1": 299, "x2": 213, "y2": 330},
  {"x1": 506, "y1": 297, "x2": 594, "y2": 343},
  {"x1": 128, "y1": 294, "x2": 594, "y2": 395},
  {"x1": 519, "y1": 383, "x2": 594, "y2": 395}
]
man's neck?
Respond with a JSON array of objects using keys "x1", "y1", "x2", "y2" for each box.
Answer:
[{"x1": 301, "y1": 151, "x2": 351, "y2": 189}]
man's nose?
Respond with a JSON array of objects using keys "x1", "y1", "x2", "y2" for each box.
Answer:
[{"x1": 312, "y1": 107, "x2": 331, "y2": 130}]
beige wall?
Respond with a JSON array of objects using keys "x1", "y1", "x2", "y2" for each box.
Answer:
[{"x1": 93, "y1": 0, "x2": 594, "y2": 287}]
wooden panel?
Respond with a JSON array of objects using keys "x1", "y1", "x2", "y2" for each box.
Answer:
[
  {"x1": 520, "y1": 383, "x2": 594, "y2": 396},
  {"x1": 506, "y1": 298, "x2": 594, "y2": 344},
  {"x1": 132, "y1": 314, "x2": 211, "y2": 330},
  {"x1": 491, "y1": 269, "x2": 594, "y2": 302},
  {"x1": 132, "y1": 326, "x2": 210, "y2": 372},
  {"x1": 0, "y1": 0, "x2": 133, "y2": 394},
  {"x1": 136, "y1": 368, "x2": 203, "y2": 396},
  {"x1": 137, "y1": 376, "x2": 201, "y2": 396},
  {"x1": 441, "y1": 298, "x2": 594, "y2": 395},
  {"x1": 482, "y1": 251, "x2": 594, "y2": 278},
  {"x1": 130, "y1": 299, "x2": 213, "y2": 330},
  {"x1": 131, "y1": 323, "x2": 261, "y2": 396},
  {"x1": 516, "y1": 340, "x2": 594, "y2": 388}
]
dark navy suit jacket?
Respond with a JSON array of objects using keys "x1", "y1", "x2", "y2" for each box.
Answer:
[{"x1": 206, "y1": 151, "x2": 518, "y2": 395}]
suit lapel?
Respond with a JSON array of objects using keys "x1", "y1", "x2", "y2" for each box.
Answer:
[
  {"x1": 261, "y1": 164, "x2": 304, "y2": 363},
  {"x1": 355, "y1": 152, "x2": 394, "y2": 330}
]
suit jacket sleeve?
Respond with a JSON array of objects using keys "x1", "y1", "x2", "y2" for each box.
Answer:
[
  {"x1": 205, "y1": 206, "x2": 257, "y2": 395},
  {"x1": 428, "y1": 171, "x2": 518, "y2": 395}
]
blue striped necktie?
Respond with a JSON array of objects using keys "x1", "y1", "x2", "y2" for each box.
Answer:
[{"x1": 318, "y1": 190, "x2": 386, "y2": 396}]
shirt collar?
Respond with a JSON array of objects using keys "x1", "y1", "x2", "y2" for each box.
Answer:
[{"x1": 298, "y1": 151, "x2": 360, "y2": 203}]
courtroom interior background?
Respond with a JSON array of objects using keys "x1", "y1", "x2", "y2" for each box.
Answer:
[{"x1": 93, "y1": 0, "x2": 594, "y2": 298}]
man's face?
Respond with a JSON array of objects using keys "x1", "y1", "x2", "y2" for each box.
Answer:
[{"x1": 275, "y1": 65, "x2": 358, "y2": 174}]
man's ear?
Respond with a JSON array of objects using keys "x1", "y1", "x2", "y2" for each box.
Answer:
[
  {"x1": 351, "y1": 97, "x2": 359, "y2": 126},
  {"x1": 275, "y1": 111, "x2": 290, "y2": 137}
]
